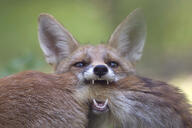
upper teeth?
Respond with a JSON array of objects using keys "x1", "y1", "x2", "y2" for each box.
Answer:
[
  {"x1": 90, "y1": 80, "x2": 110, "y2": 85},
  {"x1": 92, "y1": 80, "x2": 95, "y2": 84},
  {"x1": 93, "y1": 99, "x2": 108, "y2": 109}
]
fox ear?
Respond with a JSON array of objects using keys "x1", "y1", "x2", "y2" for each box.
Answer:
[
  {"x1": 38, "y1": 13, "x2": 78, "y2": 66},
  {"x1": 108, "y1": 9, "x2": 146, "y2": 65}
]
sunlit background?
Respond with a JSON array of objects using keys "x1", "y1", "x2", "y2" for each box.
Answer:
[{"x1": 0, "y1": 0, "x2": 191, "y2": 103}]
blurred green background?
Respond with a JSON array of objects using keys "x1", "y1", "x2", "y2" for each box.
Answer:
[{"x1": 0, "y1": 0, "x2": 191, "y2": 103}]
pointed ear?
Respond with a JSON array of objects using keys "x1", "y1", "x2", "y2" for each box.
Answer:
[
  {"x1": 108, "y1": 9, "x2": 146, "y2": 65},
  {"x1": 38, "y1": 13, "x2": 79, "y2": 66}
]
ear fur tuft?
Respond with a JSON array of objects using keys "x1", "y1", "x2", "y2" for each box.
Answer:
[
  {"x1": 38, "y1": 13, "x2": 78, "y2": 65},
  {"x1": 108, "y1": 8, "x2": 147, "y2": 64}
]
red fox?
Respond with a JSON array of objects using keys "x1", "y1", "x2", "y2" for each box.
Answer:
[
  {"x1": 0, "y1": 71, "x2": 89, "y2": 128},
  {"x1": 38, "y1": 8, "x2": 192, "y2": 128}
]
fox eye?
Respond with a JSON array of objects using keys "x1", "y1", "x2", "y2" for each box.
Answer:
[
  {"x1": 107, "y1": 61, "x2": 118, "y2": 68},
  {"x1": 73, "y1": 62, "x2": 87, "y2": 68}
]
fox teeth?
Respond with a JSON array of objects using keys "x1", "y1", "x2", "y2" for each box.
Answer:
[
  {"x1": 90, "y1": 79, "x2": 110, "y2": 85},
  {"x1": 92, "y1": 80, "x2": 95, "y2": 84},
  {"x1": 93, "y1": 99, "x2": 97, "y2": 105},
  {"x1": 104, "y1": 99, "x2": 108, "y2": 106},
  {"x1": 93, "y1": 99, "x2": 108, "y2": 109}
]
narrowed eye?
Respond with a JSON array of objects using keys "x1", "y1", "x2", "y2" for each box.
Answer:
[
  {"x1": 107, "y1": 61, "x2": 118, "y2": 68},
  {"x1": 73, "y1": 62, "x2": 87, "y2": 68}
]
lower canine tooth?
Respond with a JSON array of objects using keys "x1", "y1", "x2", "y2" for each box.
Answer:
[
  {"x1": 93, "y1": 99, "x2": 98, "y2": 105},
  {"x1": 92, "y1": 80, "x2": 94, "y2": 84},
  {"x1": 104, "y1": 99, "x2": 108, "y2": 106}
]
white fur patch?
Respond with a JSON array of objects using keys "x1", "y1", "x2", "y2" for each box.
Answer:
[{"x1": 83, "y1": 66, "x2": 116, "y2": 82}]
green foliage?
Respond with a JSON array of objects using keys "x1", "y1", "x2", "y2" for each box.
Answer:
[
  {"x1": 0, "y1": 0, "x2": 192, "y2": 80},
  {"x1": 0, "y1": 54, "x2": 48, "y2": 78}
]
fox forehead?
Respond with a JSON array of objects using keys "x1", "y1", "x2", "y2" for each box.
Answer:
[{"x1": 71, "y1": 44, "x2": 119, "y2": 63}]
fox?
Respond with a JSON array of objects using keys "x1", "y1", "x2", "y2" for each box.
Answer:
[
  {"x1": 0, "y1": 71, "x2": 89, "y2": 128},
  {"x1": 38, "y1": 9, "x2": 192, "y2": 128}
]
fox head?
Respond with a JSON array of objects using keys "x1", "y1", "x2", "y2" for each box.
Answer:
[
  {"x1": 38, "y1": 9, "x2": 146, "y2": 85},
  {"x1": 37, "y1": 10, "x2": 192, "y2": 128}
]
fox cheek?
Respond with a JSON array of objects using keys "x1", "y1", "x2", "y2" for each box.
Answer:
[
  {"x1": 106, "y1": 68, "x2": 116, "y2": 80},
  {"x1": 115, "y1": 73, "x2": 127, "y2": 81},
  {"x1": 82, "y1": 66, "x2": 95, "y2": 80}
]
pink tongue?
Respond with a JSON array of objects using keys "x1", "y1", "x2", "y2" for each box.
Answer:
[{"x1": 98, "y1": 103, "x2": 104, "y2": 107}]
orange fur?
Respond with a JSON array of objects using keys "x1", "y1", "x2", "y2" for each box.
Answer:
[{"x1": 0, "y1": 71, "x2": 88, "y2": 128}]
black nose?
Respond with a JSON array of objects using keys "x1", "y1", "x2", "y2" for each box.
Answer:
[{"x1": 93, "y1": 65, "x2": 108, "y2": 77}]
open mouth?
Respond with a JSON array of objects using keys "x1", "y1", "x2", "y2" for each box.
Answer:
[
  {"x1": 91, "y1": 99, "x2": 109, "y2": 114},
  {"x1": 85, "y1": 79, "x2": 113, "y2": 85}
]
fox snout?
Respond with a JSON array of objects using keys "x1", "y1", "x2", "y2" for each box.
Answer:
[{"x1": 83, "y1": 64, "x2": 116, "y2": 85}]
